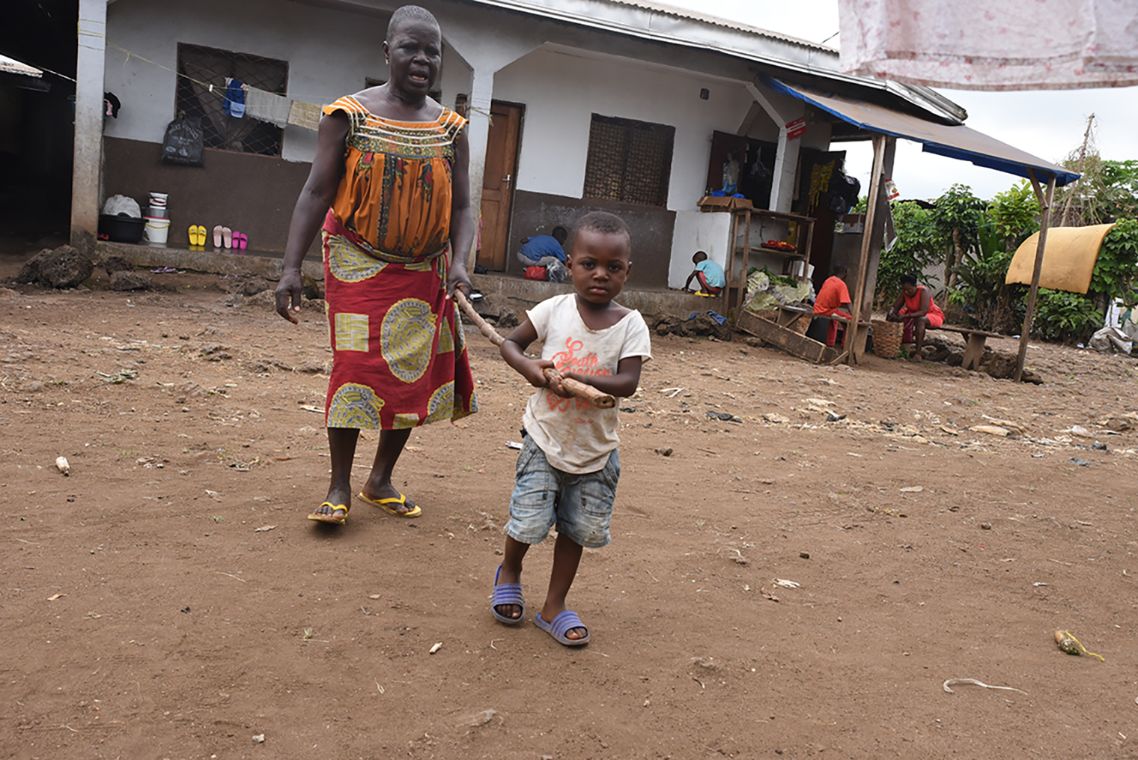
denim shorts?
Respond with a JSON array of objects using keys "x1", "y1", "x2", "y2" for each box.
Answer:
[{"x1": 505, "y1": 435, "x2": 620, "y2": 549}]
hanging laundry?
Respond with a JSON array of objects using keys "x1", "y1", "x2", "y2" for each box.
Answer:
[
  {"x1": 245, "y1": 87, "x2": 290, "y2": 127},
  {"x1": 287, "y1": 100, "x2": 322, "y2": 131},
  {"x1": 224, "y1": 77, "x2": 246, "y2": 118}
]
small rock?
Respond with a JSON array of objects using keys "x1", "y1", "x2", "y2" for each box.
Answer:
[
  {"x1": 655, "y1": 447, "x2": 673, "y2": 457},
  {"x1": 970, "y1": 424, "x2": 1011, "y2": 437},
  {"x1": 110, "y1": 270, "x2": 152, "y2": 291},
  {"x1": 1091, "y1": 441, "x2": 1108, "y2": 452},
  {"x1": 825, "y1": 410, "x2": 846, "y2": 422},
  {"x1": 17, "y1": 245, "x2": 94, "y2": 289},
  {"x1": 900, "y1": 485, "x2": 924, "y2": 493},
  {"x1": 763, "y1": 413, "x2": 789, "y2": 424},
  {"x1": 467, "y1": 709, "x2": 497, "y2": 728},
  {"x1": 252, "y1": 734, "x2": 265, "y2": 744},
  {"x1": 101, "y1": 255, "x2": 132, "y2": 275},
  {"x1": 1070, "y1": 458, "x2": 1091, "y2": 467},
  {"x1": 55, "y1": 456, "x2": 71, "y2": 476},
  {"x1": 799, "y1": 552, "x2": 811, "y2": 560},
  {"x1": 980, "y1": 522, "x2": 992, "y2": 530}
]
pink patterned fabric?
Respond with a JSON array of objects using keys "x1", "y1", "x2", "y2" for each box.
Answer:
[{"x1": 838, "y1": 0, "x2": 1138, "y2": 90}]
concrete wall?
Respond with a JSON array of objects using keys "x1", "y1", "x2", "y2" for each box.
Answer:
[
  {"x1": 506, "y1": 190, "x2": 676, "y2": 288},
  {"x1": 668, "y1": 211, "x2": 733, "y2": 289},
  {"x1": 104, "y1": 0, "x2": 470, "y2": 163},
  {"x1": 495, "y1": 46, "x2": 757, "y2": 210},
  {"x1": 103, "y1": 136, "x2": 312, "y2": 252}
]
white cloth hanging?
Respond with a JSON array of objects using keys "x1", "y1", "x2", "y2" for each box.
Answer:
[
  {"x1": 838, "y1": 0, "x2": 1138, "y2": 90},
  {"x1": 245, "y1": 86, "x2": 290, "y2": 128}
]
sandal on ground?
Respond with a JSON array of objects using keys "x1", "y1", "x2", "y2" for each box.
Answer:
[
  {"x1": 534, "y1": 609, "x2": 590, "y2": 647},
  {"x1": 490, "y1": 565, "x2": 525, "y2": 625},
  {"x1": 307, "y1": 501, "x2": 349, "y2": 525},
  {"x1": 357, "y1": 491, "x2": 422, "y2": 518}
]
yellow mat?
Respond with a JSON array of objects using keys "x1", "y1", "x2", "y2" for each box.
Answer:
[{"x1": 1005, "y1": 224, "x2": 1115, "y2": 294}]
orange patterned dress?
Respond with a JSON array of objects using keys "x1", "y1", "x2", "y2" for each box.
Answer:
[{"x1": 319, "y1": 95, "x2": 476, "y2": 430}]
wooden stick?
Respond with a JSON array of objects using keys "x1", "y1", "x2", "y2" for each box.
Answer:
[
  {"x1": 453, "y1": 292, "x2": 616, "y2": 409},
  {"x1": 1015, "y1": 172, "x2": 1056, "y2": 382}
]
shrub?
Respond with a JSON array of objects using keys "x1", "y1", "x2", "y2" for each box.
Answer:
[{"x1": 1032, "y1": 289, "x2": 1101, "y2": 343}]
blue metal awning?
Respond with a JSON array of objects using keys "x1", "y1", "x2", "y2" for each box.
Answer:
[{"x1": 770, "y1": 79, "x2": 1080, "y2": 186}]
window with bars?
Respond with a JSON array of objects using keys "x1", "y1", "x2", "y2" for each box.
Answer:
[
  {"x1": 175, "y1": 43, "x2": 288, "y2": 157},
  {"x1": 583, "y1": 115, "x2": 675, "y2": 207}
]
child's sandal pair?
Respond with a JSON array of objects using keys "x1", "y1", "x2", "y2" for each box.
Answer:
[{"x1": 490, "y1": 565, "x2": 590, "y2": 647}]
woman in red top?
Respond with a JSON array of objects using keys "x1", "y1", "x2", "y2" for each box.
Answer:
[{"x1": 887, "y1": 274, "x2": 944, "y2": 359}]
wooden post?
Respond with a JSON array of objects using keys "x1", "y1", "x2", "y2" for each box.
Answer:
[
  {"x1": 842, "y1": 134, "x2": 887, "y2": 363},
  {"x1": 1015, "y1": 171, "x2": 1057, "y2": 382}
]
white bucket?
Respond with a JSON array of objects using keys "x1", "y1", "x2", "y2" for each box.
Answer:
[{"x1": 144, "y1": 216, "x2": 171, "y2": 245}]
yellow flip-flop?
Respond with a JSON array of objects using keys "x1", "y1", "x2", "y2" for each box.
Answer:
[
  {"x1": 357, "y1": 491, "x2": 422, "y2": 518},
  {"x1": 307, "y1": 501, "x2": 349, "y2": 525}
]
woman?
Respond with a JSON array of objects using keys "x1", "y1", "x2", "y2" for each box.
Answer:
[
  {"x1": 274, "y1": 5, "x2": 476, "y2": 525},
  {"x1": 887, "y1": 273, "x2": 944, "y2": 359}
]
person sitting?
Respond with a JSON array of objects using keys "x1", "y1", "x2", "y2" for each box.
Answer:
[
  {"x1": 888, "y1": 273, "x2": 944, "y2": 359},
  {"x1": 683, "y1": 251, "x2": 726, "y2": 296},
  {"x1": 517, "y1": 226, "x2": 568, "y2": 268},
  {"x1": 812, "y1": 264, "x2": 852, "y2": 347}
]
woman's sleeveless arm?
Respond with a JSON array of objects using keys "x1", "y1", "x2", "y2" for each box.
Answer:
[
  {"x1": 447, "y1": 126, "x2": 475, "y2": 296},
  {"x1": 275, "y1": 111, "x2": 349, "y2": 322}
]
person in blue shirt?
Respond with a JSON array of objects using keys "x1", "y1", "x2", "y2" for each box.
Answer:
[
  {"x1": 684, "y1": 251, "x2": 726, "y2": 296},
  {"x1": 517, "y1": 226, "x2": 568, "y2": 268}
]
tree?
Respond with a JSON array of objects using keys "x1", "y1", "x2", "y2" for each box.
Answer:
[{"x1": 932, "y1": 184, "x2": 985, "y2": 290}]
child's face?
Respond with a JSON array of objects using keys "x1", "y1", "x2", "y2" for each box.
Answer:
[{"x1": 568, "y1": 228, "x2": 632, "y2": 305}]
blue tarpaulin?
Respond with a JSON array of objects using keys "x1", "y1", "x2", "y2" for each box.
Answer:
[{"x1": 770, "y1": 79, "x2": 1080, "y2": 186}]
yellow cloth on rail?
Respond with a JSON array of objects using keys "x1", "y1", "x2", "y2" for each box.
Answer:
[{"x1": 1005, "y1": 224, "x2": 1115, "y2": 294}]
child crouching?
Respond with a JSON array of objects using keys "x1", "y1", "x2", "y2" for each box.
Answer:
[{"x1": 490, "y1": 211, "x2": 651, "y2": 646}]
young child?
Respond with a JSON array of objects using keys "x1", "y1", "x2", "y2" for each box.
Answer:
[
  {"x1": 490, "y1": 211, "x2": 652, "y2": 647},
  {"x1": 684, "y1": 250, "x2": 726, "y2": 296}
]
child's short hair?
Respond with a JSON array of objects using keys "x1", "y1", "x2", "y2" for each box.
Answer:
[
  {"x1": 901, "y1": 273, "x2": 918, "y2": 286},
  {"x1": 693, "y1": 250, "x2": 708, "y2": 263},
  {"x1": 567, "y1": 211, "x2": 631, "y2": 254}
]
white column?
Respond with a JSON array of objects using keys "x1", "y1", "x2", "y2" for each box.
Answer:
[
  {"x1": 71, "y1": 0, "x2": 108, "y2": 247},
  {"x1": 745, "y1": 83, "x2": 806, "y2": 214},
  {"x1": 464, "y1": 66, "x2": 494, "y2": 267}
]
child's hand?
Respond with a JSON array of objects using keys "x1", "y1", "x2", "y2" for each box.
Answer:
[{"x1": 520, "y1": 358, "x2": 556, "y2": 389}]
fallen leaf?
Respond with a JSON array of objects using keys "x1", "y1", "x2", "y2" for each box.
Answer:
[
  {"x1": 47, "y1": 593, "x2": 65, "y2": 601},
  {"x1": 900, "y1": 486, "x2": 924, "y2": 493},
  {"x1": 254, "y1": 525, "x2": 277, "y2": 533}
]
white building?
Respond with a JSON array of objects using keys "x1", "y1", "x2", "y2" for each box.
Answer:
[{"x1": 75, "y1": 0, "x2": 976, "y2": 293}]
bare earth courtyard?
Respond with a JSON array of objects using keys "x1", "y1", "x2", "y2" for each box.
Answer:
[{"x1": 2, "y1": 281, "x2": 1137, "y2": 759}]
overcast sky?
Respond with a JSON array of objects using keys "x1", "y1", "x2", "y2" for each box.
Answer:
[{"x1": 665, "y1": 0, "x2": 1138, "y2": 200}]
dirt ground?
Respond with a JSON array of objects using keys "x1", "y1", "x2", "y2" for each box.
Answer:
[{"x1": 2, "y1": 275, "x2": 1137, "y2": 760}]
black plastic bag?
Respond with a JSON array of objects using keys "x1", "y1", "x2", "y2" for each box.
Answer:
[{"x1": 161, "y1": 113, "x2": 204, "y2": 166}]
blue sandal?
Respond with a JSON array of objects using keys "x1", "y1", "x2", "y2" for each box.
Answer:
[
  {"x1": 490, "y1": 565, "x2": 525, "y2": 625},
  {"x1": 534, "y1": 609, "x2": 590, "y2": 647}
]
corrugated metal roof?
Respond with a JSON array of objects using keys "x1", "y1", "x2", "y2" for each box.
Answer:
[
  {"x1": 0, "y1": 54, "x2": 43, "y2": 78},
  {"x1": 602, "y1": 0, "x2": 839, "y2": 54}
]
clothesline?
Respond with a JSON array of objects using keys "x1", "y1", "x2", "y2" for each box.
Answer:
[{"x1": 106, "y1": 42, "x2": 491, "y2": 130}]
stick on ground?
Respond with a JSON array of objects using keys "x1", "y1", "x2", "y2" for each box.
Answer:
[{"x1": 454, "y1": 292, "x2": 616, "y2": 409}]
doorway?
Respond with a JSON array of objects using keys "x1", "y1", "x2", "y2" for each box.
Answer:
[{"x1": 478, "y1": 100, "x2": 524, "y2": 272}]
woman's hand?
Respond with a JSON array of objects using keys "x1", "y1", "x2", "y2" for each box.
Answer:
[
  {"x1": 275, "y1": 269, "x2": 304, "y2": 323},
  {"x1": 447, "y1": 261, "x2": 472, "y2": 299}
]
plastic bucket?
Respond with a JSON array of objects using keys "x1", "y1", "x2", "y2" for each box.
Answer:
[
  {"x1": 144, "y1": 216, "x2": 171, "y2": 245},
  {"x1": 149, "y1": 192, "x2": 168, "y2": 206}
]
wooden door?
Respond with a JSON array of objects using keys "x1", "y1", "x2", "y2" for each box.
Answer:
[{"x1": 478, "y1": 101, "x2": 523, "y2": 272}]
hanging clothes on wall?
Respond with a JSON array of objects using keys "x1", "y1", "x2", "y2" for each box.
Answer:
[
  {"x1": 837, "y1": 0, "x2": 1138, "y2": 90},
  {"x1": 245, "y1": 86, "x2": 290, "y2": 127},
  {"x1": 287, "y1": 100, "x2": 322, "y2": 131},
  {"x1": 224, "y1": 77, "x2": 246, "y2": 118}
]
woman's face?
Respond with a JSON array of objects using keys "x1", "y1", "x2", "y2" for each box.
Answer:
[
  {"x1": 902, "y1": 283, "x2": 917, "y2": 298},
  {"x1": 384, "y1": 20, "x2": 442, "y2": 97}
]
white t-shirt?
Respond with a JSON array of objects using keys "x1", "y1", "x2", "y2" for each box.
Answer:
[{"x1": 522, "y1": 294, "x2": 652, "y2": 474}]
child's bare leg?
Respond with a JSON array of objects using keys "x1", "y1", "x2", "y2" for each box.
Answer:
[
  {"x1": 362, "y1": 429, "x2": 415, "y2": 513},
  {"x1": 495, "y1": 535, "x2": 531, "y2": 620},
  {"x1": 541, "y1": 532, "x2": 587, "y2": 640},
  {"x1": 315, "y1": 427, "x2": 359, "y2": 518}
]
